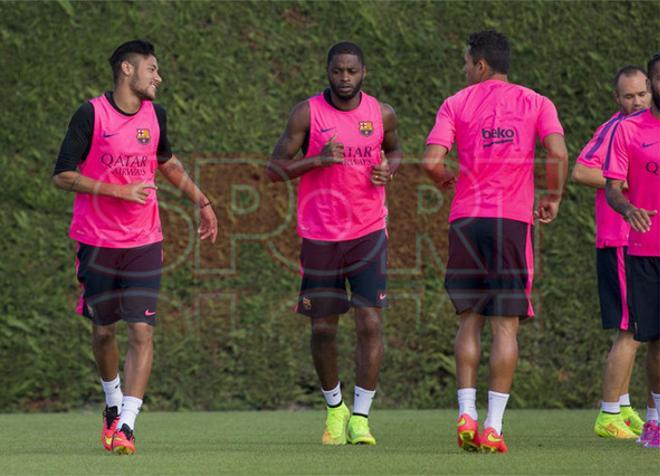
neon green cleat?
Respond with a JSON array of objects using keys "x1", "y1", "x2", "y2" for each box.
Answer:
[
  {"x1": 322, "y1": 402, "x2": 350, "y2": 445},
  {"x1": 621, "y1": 406, "x2": 645, "y2": 436},
  {"x1": 347, "y1": 415, "x2": 376, "y2": 445},
  {"x1": 594, "y1": 411, "x2": 638, "y2": 439}
]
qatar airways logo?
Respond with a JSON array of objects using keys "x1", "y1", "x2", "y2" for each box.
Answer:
[
  {"x1": 343, "y1": 145, "x2": 375, "y2": 166},
  {"x1": 100, "y1": 153, "x2": 149, "y2": 177},
  {"x1": 482, "y1": 127, "x2": 516, "y2": 148}
]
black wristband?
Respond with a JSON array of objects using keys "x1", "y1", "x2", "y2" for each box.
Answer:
[{"x1": 199, "y1": 201, "x2": 212, "y2": 209}]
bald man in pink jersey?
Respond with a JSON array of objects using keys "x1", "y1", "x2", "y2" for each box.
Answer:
[
  {"x1": 423, "y1": 30, "x2": 568, "y2": 453},
  {"x1": 572, "y1": 65, "x2": 654, "y2": 440},
  {"x1": 53, "y1": 40, "x2": 218, "y2": 455},
  {"x1": 267, "y1": 42, "x2": 402, "y2": 446},
  {"x1": 604, "y1": 52, "x2": 660, "y2": 449}
]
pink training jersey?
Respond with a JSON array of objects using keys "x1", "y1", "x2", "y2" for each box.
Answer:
[
  {"x1": 576, "y1": 111, "x2": 631, "y2": 248},
  {"x1": 69, "y1": 95, "x2": 163, "y2": 248},
  {"x1": 604, "y1": 108, "x2": 660, "y2": 257},
  {"x1": 426, "y1": 79, "x2": 564, "y2": 224},
  {"x1": 297, "y1": 91, "x2": 386, "y2": 241}
]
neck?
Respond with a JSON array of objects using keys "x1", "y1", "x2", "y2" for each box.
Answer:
[
  {"x1": 485, "y1": 72, "x2": 508, "y2": 83},
  {"x1": 329, "y1": 90, "x2": 361, "y2": 111},
  {"x1": 112, "y1": 83, "x2": 142, "y2": 114},
  {"x1": 653, "y1": 103, "x2": 660, "y2": 119}
]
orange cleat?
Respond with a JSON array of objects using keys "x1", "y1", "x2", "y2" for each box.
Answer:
[
  {"x1": 456, "y1": 413, "x2": 480, "y2": 452},
  {"x1": 480, "y1": 427, "x2": 508, "y2": 453},
  {"x1": 112, "y1": 424, "x2": 136, "y2": 455},
  {"x1": 102, "y1": 406, "x2": 119, "y2": 452}
]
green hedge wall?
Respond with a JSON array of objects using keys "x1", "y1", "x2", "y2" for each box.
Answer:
[{"x1": 1, "y1": 0, "x2": 659, "y2": 411}]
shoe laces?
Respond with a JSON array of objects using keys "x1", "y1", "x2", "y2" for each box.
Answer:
[{"x1": 103, "y1": 406, "x2": 119, "y2": 429}]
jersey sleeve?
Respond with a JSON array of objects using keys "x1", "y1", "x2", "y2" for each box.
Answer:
[
  {"x1": 426, "y1": 98, "x2": 455, "y2": 150},
  {"x1": 154, "y1": 104, "x2": 173, "y2": 164},
  {"x1": 603, "y1": 123, "x2": 629, "y2": 181},
  {"x1": 536, "y1": 97, "x2": 564, "y2": 141},
  {"x1": 576, "y1": 115, "x2": 621, "y2": 169},
  {"x1": 52, "y1": 102, "x2": 94, "y2": 175}
]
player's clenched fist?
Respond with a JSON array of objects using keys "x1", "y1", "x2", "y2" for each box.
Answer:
[
  {"x1": 117, "y1": 182, "x2": 158, "y2": 205},
  {"x1": 371, "y1": 150, "x2": 393, "y2": 186},
  {"x1": 316, "y1": 134, "x2": 344, "y2": 167}
]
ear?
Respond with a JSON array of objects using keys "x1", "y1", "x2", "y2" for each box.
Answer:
[
  {"x1": 362, "y1": 65, "x2": 368, "y2": 80},
  {"x1": 121, "y1": 60, "x2": 134, "y2": 78}
]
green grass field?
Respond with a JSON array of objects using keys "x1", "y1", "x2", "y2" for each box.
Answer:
[{"x1": 0, "y1": 410, "x2": 657, "y2": 475}]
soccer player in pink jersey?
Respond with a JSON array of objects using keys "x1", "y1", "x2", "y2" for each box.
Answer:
[
  {"x1": 604, "y1": 53, "x2": 660, "y2": 449},
  {"x1": 52, "y1": 40, "x2": 218, "y2": 455},
  {"x1": 572, "y1": 65, "x2": 655, "y2": 439},
  {"x1": 423, "y1": 30, "x2": 568, "y2": 453},
  {"x1": 267, "y1": 42, "x2": 402, "y2": 445}
]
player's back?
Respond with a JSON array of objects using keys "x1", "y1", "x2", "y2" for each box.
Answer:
[{"x1": 447, "y1": 79, "x2": 563, "y2": 224}]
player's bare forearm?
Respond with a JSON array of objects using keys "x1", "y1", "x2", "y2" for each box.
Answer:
[
  {"x1": 267, "y1": 153, "x2": 321, "y2": 182},
  {"x1": 571, "y1": 163, "x2": 606, "y2": 189},
  {"x1": 159, "y1": 156, "x2": 209, "y2": 206},
  {"x1": 605, "y1": 179, "x2": 634, "y2": 216},
  {"x1": 52, "y1": 171, "x2": 118, "y2": 197},
  {"x1": 543, "y1": 134, "x2": 569, "y2": 200},
  {"x1": 606, "y1": 179, "x2": 656, "y2": 232},
  {"x1": 422, "y1": 145, "x2": 454, "y2": 188}
]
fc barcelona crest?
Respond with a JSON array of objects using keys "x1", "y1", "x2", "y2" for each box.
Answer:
[
  {"x1": 359, "y1": 121, "x2": 374, "y2": 136},
  {"x1": 136, "y1": 128, "x2": 151, "y2": 145}
]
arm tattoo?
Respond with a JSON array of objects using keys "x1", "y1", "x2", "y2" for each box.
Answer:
[{"x1": 69, "y1": 174, "x2": 82, "y2": 191}]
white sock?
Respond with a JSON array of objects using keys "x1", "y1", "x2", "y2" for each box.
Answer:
[
  {"x1": 321, "y1": 383, "x2": 342, "y2": 408},
  {"x1": 601, "y1": 401, "x2": 620, "y2": 414},
  {"x1": 457, "y1": 388, "x2": 478, "y2": 420},
  {"x1": 647, "y1": 406, "x2": 658, "y2": 422},
  {"x1": 353, "y1": 386, "x2": 376, "y2": 417},
  {"x1": 117, "y1": 396, "x2": 142, "y2": 431},
  {"x1": 652, "y1": 393, "x2": 660, "y2": 420},
  {"x1": 484, "y1": 391, "x2": 509, "y2": 434},
  {"x1": 618, "y1": 393, "x2": 631, "y2": 407},
  {"x1": 101, "y1": 375, "x2": 123, "y2": 410}
]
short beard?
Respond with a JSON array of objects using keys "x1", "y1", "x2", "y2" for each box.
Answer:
[
  {"x1": 331, "y1": 77, "x2": 363, "y2": 101},
  {"x1": 130, "y1": 74, "x2": 156, "y2": 101}
]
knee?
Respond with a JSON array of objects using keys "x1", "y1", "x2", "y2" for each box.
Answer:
[
  {"x1": 356, "y1": 318, "x2": 382, "y2": 342},
  {"x1": 92, "y1": 326, "x2": 116, "y2": 347},
  {"x1": 128, "y1": 325, "x2": 153, "y2": 349},
  {"x1": 491, "y1": 319, "x2": 519, "y2": 340},
  {"x1": 311, "y1": 320, "x2": 338, "y2": 342}
]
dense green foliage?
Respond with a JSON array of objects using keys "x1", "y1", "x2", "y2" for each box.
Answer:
[
  {"x1": 1, "y1": 410, "x2": 659, "y2": 474},
  {"x1": 1, "y1": 0, "x2": 658, "y2": 411}
]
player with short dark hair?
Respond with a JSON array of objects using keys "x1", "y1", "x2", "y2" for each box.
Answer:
[
  {"x1": 604, "y1": 52, "x2": 660, "y2": 449},
  {"x1": 572, "y1": 65, "x2": 654, "y2": 440},
  {"x1": 267, "y1": 41, "x2": 402, "y2": 446},
  {"x1": 423, "y1": 30, "x2": 568, "y2": 453},
  {"x1": 52, "y1": 39, "x2": 218, "y2": 455}
]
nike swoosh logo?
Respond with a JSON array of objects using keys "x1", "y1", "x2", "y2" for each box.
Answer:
[
  {"x1": 103, "y1": 132, "x2": 119, "y2": 138},
  {"x1": 104, "y1": 436, "x2": 113, "y2": 446},
  {"x1": 457, "y1": 418, "x2": 467, "y2": 426},
  {"x1": 379, "y1": 293, "x2": 387, "y2": 300},
  {"x1": 332, "y1": 393, "x2": 338, "y2": 397},
  {"x1": 642, "y1": 142, "x2": 658, "y2": 148},
  {"x1": 320, "y1": 127, "x2": 335, "y2": 133},
  {"x1": 144, "y1": 310, "x2": 156, "y2": 316},
  {"x1": 487, "y1": 434, "x2": 502, "y2": 443}
]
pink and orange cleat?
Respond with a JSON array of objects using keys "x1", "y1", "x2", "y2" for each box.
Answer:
[
  {"x1": 112, "y1": 424, "x2": 136, "y2": 455},
  {"x1": 102, "y1": 406, "x2": 120, "y2": 452},
  {"x1": 480, "y1": 427, "x2": 509, "y2": 453},
  {"x1": 456, "y1": 413, "x2": 480, "y2": 452}
]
